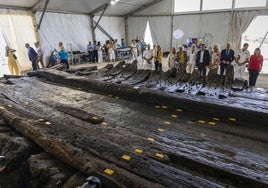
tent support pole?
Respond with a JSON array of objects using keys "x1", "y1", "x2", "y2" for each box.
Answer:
[
  {"x1": 36, "y1": 0, "x2": 49, "y2": 30},
  {"x1": 90, "y1": 15, "x2": 96, "y2": 41},
  {"x1": 93, "y1": 5, "x2": 108, "y2": 30},
  {"x1": 125, "y1": 17, "x2": 129, "y2": 45}
]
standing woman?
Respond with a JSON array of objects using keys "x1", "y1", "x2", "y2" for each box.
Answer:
[
  {"x1": 97, "y1": 41, "x2": 103, "y2": 63},
  {"x1": 5, "y1": 46, "x2": 19, "y2": 75},
  {"x1": 153, "y1": 45, "x2": 163, "y2": 72},
  {"x1": 209, "y1": 44, "x2": 221, "y2": 74},
  {"x1": 248, "y1": 48, "x2": 263, "y2": 91},
  {"x1": 186, "y1": 44, "x2": 197, "y2": 74},
  {"x1": 167, "y1": 47, "x2": 176, "y2": 70}
]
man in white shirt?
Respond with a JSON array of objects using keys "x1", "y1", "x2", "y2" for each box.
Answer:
[
  {"x1": 234, "y1": 43, "x2": 250, "y2": 79},
  {"x1": 34, "y1": 41, "x2": 45, "y2": 69}
]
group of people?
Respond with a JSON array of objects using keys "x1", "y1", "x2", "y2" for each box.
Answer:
[
  {"x1": 165, "y1": 42, "x2": 263, "y2": 90},
  {"x1": 5, "y1": 42, "x2": 45, "y2": 75},
  {"x1": 87, "y1": 38, "x2": 126, "y2": 64}
]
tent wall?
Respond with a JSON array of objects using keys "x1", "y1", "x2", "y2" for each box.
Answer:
[
  {"x1": 0, "y1": 9, "x2": 37, "y2": 71},
  {"x1": 126, "y1": 17, "x2": 148, "y2": 45},
  {"x1": 35, "y1": 12, "x2": 92, "y2": 55},
  {"x1": 148, "y1": 16, "x2": 171, "y2": 51},
  {"x1": 172, "y1": 12, "x2": 230, "y2": 50},
  {"x1": 94, "y1": 16, "x2": 125, "y2": 44}
]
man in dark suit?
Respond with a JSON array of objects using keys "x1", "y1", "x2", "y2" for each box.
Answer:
[
  {"x1": 220, "y1": 42, "x2": 234, "y2": 76},
  {"x1": 196, "y1": 43, "x2": 211, "y2": 77}
]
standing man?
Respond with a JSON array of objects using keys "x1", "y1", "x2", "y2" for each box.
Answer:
[
  {"x1": 196, "y1": 43, "x2": 211, "y2": 77},
  {"x1": 87, "y1": 41, "x2": 94, "y2": 63},
  {"x1": 34, "y1": 41, "x2": 45, "y2": 69},
  {"x1": 93, "y1": 40, "x2": 98, "y2": 63},
  {"x1": 220, "y1": 42, "x2": 235, "y2": 76},
  {"x1": 234, "y1": 43, "x2": 250, "y2": 79},
  {"x1": 25, "y1": 43, "x2": 38, "y2": 71}
]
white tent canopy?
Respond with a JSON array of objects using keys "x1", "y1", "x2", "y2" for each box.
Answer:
[{"x1": 0, "y1": 0, "x2": 268, "y2": 72}]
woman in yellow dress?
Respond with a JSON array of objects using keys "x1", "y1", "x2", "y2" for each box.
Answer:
[{"x1": 5, "y1": 46, "x2": 19, "y2": 75}]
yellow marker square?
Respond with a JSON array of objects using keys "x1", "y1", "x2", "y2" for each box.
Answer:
[
  {"x1": 171, "y1": 114, "x2": 178, "y2": 118},
  {"x1": 176, "y1": 109, "x2": 183, "y2": 112},
  {"x1": 154, "y1": 105, "x2": 160, "y2": 109},
  {"x1": 122, "y1": 155, "x2": 131, "y2": 161},
  {"x1": 208, "y1": 122, "x2": 216, "y2": 126},
  {"x1": 0, "y1": 106, "x2": 5, "y2": 110},
  {"x1": 102, "y1": 122, "x2": 108, "y2": 126},
  {"x1": 7, "y1": 105, "x2": 12, "y2": 108},
  {"x1": 108, "y1": 95, "x2": 113, "y2": 97},
  {"x1": 147, "y1": 137, "x2": 155, "y2": 142},
  {"x1": 38, "y1": 119, "x2": 44, "y2": 122},
  {"x1": 164, "y1": 121, "x2": 171, "y2": 125},
  {"x1": 155, "y1": 153, "x2": 164, "y2": 159},
  {"x1": 157, "y1": 128, "x2": 164, "y2": 132},
  {"x1": 24, "y1": 102, "x2": 29, "y2": 105},
  {"x1": 92, "y1": 116, "x2": 98, "y2": 120},
  {"x1": 161, "y1": 106, "x2": 168, "y2": 109},
  {"x1": 229, "y1": 118, "x2": 236, "y2": 121},
  {"x1": 104, "y1": 168, "x2": 114, "y2": 175},
  {"x1": 135, "y1": 149, "x2": 143, "y2": 154},
  {"x1": 115, "y1": 96, "x2": 120, "y2": 99},
  {"x1": 213, "y1": 118, "x2": 220, "y2": 121},
  {"x1": 45, "y1": 122, "x2": 51, "y2": 125},
  {"x1": 198, "y1": 120, "x2": 205, "y2": 124}
]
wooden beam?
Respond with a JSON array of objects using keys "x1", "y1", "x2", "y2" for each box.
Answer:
[{"x1": 124, "y1": 0, "x2": 164, "y2": 18}]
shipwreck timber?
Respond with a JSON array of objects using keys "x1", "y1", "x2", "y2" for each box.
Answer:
[{"x1": 0, "y1": 62, "x2": 268, "y2": 187}]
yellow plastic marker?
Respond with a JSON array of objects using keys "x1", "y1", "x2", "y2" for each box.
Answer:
[
  {"x1": 154, "y1": 105, "x2": 160, "y2": 109},
  {"x1": 77, "y1": 87, "x2": 81, "y2": 90},
  {"x1": 24, "y1": 102, "x2": 29, "y2": 105},
  {"x1": 45, "y1": 122, "x2": 51, "y2": 125},
  {"x1": 135, "y1": 149, "x2": 143, "y2": 154},
  {"x1": 104, "y1": 168, "x2": 114, "y2": 175},
  {"x1": 38, "y1": 119, "x2": 44, "y2": 122},
  {"x1": 176, "y1": 109, "x2": 183, "y2": 112},
  {"x1": 101, "y1": 122, "x2": 108, "y2": 126},
  {"x1": 161, "y1": 105, "x2": 168, "y2": 109},
  {"x1": 171, "y1": 114, "x2": 178, "y2": 118},
  {"x1": 208, "y1": 122, "x2": 216, "y2": 126},
  {"x1": 7, "y1": 105, "x2": 12, "y2": 108},
  {"x1": 213, "y1": 118, "x2": 220, "y2": 121},
  {"x1": 122, "y1": 155, "x2": 131, "y2": 161},
  {"x1": 92, "y1": 116, "x2": 98, "y2": 120},
  {"x1": 108, "y1": 95, "x2": 113, "y2": 97},
  {"x1": 155, "y1": 153, "x2": 164, "y2": 159},
  {"x1": 198, "y1": 120, "x2": 206, "y2": 124},
  {"x1": 157, "y1": 128, "x2": 164, "y2": 132},
  {"x1": 115, "y1": 96, "x2": 120, "y2": 99},
  {"x1": 147, "y1": 137, "x2": 155, "y2": 142},
  {"x1": 164, "y1": 121, "x2": 171, "y2": 125},
  {"x1": 229, "y1": 118, "x2": 236, "y2": 121},
  {"x1": 0, "y1": 106, "x2": 5, "y2": 110}
]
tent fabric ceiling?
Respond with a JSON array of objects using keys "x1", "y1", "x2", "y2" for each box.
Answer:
[{"x1": 0, "y1": 0, "x2": 156, "y2": 15}]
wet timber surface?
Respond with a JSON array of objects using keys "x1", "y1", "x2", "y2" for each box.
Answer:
[{"x1": 0, "y1": 64, "x2": 267, "y2": 187}]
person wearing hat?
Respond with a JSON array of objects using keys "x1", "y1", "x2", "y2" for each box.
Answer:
[
  {"x1": 196, "y1": 43, "x2": 210, "y2": 81},
  {"x1": 5, "y1": 46, "x2": 19, "y2": 75}
]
